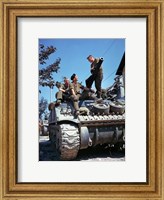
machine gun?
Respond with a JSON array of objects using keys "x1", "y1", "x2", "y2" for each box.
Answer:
[{"x1": 106, "y1": 75, "x2": 125, "y2": 101}]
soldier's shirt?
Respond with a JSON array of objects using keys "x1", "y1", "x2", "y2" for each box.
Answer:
[
  {"x1": 69, "y1": 82, "x2": 83, "y2": 95},
  {"x1": 91, "y1": 58, "x2": 103, "y2": 77},
  {"x1": 60, "y1": 83, "x2": 69, "y2": 92}
]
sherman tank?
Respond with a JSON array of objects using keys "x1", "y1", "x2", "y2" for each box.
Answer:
[{"x1": 48, "y1": 75, "x2": 125, "y2": 161}]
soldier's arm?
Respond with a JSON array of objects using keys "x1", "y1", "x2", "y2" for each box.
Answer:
[
  {"x1": 80, "y1": 84, "x2": 95, "y2": 93},
  {"x1": 59, "y1": 88, "x2": 66, "y2": 92},
  {"x1": 80, "y1": 84, "x2": 89, "y2": 91},
  {"x1": 60, "y1": 84, "x2": 69, "y2": 93},
  {"x1": 71, "y1": 89, "x2": 76, "y2": 95},
  {"x1": 95, "y1": 58, "x2": 103, "y2": 70},
  {"x1": 69, "y1": 83, "x2": 76, "y2": 95}
]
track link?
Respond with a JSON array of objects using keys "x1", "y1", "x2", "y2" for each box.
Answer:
[{"x1": 56, "y1": 124, "x2": 80, "y2": 160}]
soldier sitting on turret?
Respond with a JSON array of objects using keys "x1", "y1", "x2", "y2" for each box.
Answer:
[
  {"x1": 55, "y1": 77, "x2": 70, "y2": 105},
  {"x1": 69, "y1": 73, "x2": 96, "y2": 116}
]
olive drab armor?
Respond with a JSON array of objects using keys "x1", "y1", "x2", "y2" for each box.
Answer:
[{"x1": 48, "y1": 74, "x2": 125, "y2": 161}]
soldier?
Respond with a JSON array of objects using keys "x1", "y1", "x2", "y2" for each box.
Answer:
[
  {"x1": 55, "y1": 77, "x2": 70, "y2": 104},
  {"x1": 85, "y1": 55, "x2": 104, "y2": 98},
  {"x1": 69, "y1": 73, "x2": 96, "y2": 115}
]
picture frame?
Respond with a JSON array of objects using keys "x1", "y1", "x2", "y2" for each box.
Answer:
[{"x1": 0, "y1": 0, "x2": 163, "y2": 199}]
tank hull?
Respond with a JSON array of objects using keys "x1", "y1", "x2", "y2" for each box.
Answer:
[{"x1": 49, "y1": 99, "x2": 125, "y2": 160}]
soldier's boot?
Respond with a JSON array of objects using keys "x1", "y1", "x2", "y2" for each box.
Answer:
[{"x1": 96, "y1": 90, "x2": 102, "y2": 98}]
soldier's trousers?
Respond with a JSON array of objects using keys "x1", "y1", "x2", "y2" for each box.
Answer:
[
  {"x1": 85, "y1": 74, "x2": 94, "y2": 88},
  {"x1": 55, "y1": 91, "x2": 69, "y2": 101},
  {"x1": 56, "y1": 91, "x2": 63, "y2": 100},
  {"x1": 70, "y1": 94, "x2": 81, "y2": 111},
  {"x1": 85, "y1": 74, "x2": 103, "y2": 98},
  {"x1": 70, "y1": 91, "x2": 96, "y2": 111}
]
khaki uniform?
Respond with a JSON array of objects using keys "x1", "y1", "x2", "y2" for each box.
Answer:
[
  {"x1": 56, "y1": 83, "x2": 69, "y2": 101},
  {"x1": 69, "y1": 82, "x2": 96, "y2": 111},
  {"x1": 86, "y1": 58, "x2": 103, "y2": 98}
]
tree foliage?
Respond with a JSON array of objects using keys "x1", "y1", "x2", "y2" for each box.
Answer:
[
  {"x1": 39, "y1": 44, "x2": 61, "y2": 88},
  {"x1": 39, "y1": 97, "x2": 48, "y2": 119}
]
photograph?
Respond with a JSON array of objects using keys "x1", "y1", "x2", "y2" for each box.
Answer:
[{"x1": 39, "y1": 38, "x2": 125, "y2": 161}]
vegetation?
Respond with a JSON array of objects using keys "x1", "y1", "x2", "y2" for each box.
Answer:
[
  {"x1": 39, "y1": 97, "x2": 48, "y2": 119},
  {"x1": 39, "y1": 44, "x2": 61, "y2": 89}
]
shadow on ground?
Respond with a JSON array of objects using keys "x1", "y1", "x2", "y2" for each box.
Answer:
[{"x1": 39, "y1": 140, "x2": 125, "y2": 161}]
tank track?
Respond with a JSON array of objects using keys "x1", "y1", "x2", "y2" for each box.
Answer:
[{"x1": 56, "y1": 123, "x2": 80, "y2": 160}]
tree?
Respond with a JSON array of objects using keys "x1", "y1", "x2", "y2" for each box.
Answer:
[
  {"x1": 39, "y1": 97, "x2": 48, "y2": 119},
  {"x1": 39, "y1": 44, "x2": 61, "y2": 89}
]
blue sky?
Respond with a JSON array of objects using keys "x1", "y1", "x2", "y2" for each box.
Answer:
[{"x1": 39, "y1": 38, "x2": 125, "y2": 103}]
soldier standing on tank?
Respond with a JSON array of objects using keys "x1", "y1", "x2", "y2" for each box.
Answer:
[
  {"x1": 69, "y1": 73, "x2": 96, "y2": 116},
  {"x1": 55, "y1": 77, "x2": 70, "y2": 105},
  {"x1": 85, "y1": 55, "x2": 103, "y2": 98}
]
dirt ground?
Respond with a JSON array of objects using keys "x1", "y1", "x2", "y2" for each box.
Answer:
[{"x1": 39, "y1": 136, "x2": 125, "y2": 161}]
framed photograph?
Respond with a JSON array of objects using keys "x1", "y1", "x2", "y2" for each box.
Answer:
[{"x1": 0, "y1": 0, "x2": 164, "y2": 199}]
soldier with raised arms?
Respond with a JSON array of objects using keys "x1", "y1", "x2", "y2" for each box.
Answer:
[{"x1": 86, "y1": 55, "x2": 104, "y2": 99}]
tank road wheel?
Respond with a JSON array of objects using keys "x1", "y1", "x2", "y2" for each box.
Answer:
[
  {"x1": 110, "y1": 103, "x2": 125, "y2": 114},
  {"x1": 93, "y1": 103, "x2": 110, "y2": 115},
  {"x1": 56, "y1": 124, "x2": 80, "y2": 160},
  {"x1": 114, "y1": 127, "x2": 125, "y2": 151}
]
